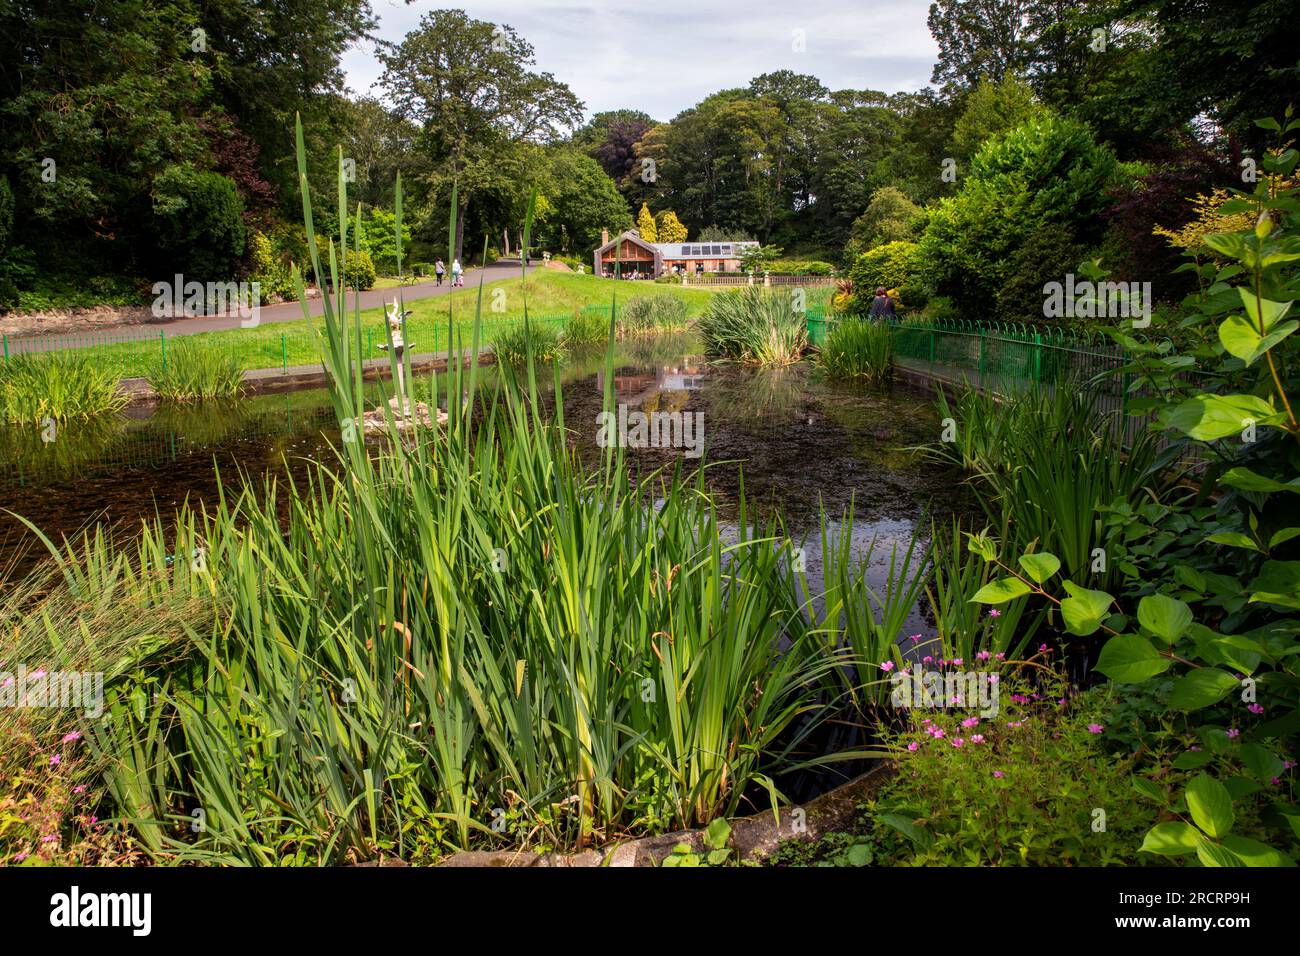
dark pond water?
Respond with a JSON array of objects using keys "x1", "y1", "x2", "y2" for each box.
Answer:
[{"x1": 0, "y1": 335, "x2": 961, "y2": 592}]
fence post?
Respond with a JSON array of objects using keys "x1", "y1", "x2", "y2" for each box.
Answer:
[
  {"x1": 160, "y1": 329, "x2": 167, "y2": 371},
  {"x1": 929, "y1": 327, "x2": 936, "y2": 365},
  {"x1": 281, "y1": 333, "x2": 288, "y2": 373},
  {"x1": 2, "y1": 333, "x2": 7, "y2": 364},
  {"x1": 978, "y1": 330, "x2": 986, "y2": 384},
  {"x1": 1033, "y1": 333, "x2": 1042, "y2": 383}
]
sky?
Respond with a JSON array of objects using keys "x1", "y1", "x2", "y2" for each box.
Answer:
[{"x1": 343, "y1": 0, "x2": 941, "y2": 123}]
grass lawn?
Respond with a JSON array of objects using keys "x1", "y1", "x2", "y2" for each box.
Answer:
[{"x1": 4, "y1": 272, "x2": 831, "y2": 379}]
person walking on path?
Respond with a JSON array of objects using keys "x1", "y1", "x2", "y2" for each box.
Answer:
[
  {"x1": 451, "y1": 259, "x2": 464, "y2": 287},
  {"x1": 868, "y1": 287, "x2": 896, "y2": 322},
  {"x1": 434, "y1": 258, "x2": 445, "y2": 286}
]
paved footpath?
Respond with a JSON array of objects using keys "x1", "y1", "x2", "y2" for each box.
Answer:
[{"x1": 9, "y1": 260, "x2": 534, "y2": 349}]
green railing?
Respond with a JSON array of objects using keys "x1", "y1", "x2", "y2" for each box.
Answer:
[{"x1": 0, "y1": 310, "x2": 600, "y2": 380}]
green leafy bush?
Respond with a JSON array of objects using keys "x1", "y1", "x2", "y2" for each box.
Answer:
[
  {"x1": 697, "y1": 287, "x2": 806, "y2": 366},
  {"x1": 818, "y1": 318, "x2": 893, "y2": 383},
  {"x1": 0, "y1": 353, "x2": 127, "y2": 423},
  {"x1": 146, "y1": 338, "x2": 244, "y2": 401},
  {"x1": 152, "y1": 166, "x2": 247, "y2": 282},
  {"x1": 917, "y1": 113, "x2": 1119, "y2": 321},
  {"x1": 618, "y1": 295, "x2": 689, "y2": 336},
  {"x1": 847, "y1": 241, "x2": 925, "y2": 311},
  {"x1": 490, "y1": 321, "x2": 565, "y2": 364},
  {"x1": 866, "y1": 676, "x2": 1159, "y2": 866}
]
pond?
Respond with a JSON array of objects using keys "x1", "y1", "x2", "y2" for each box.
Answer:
[{"x1": 0, "y1": 334, "x2": 962, "y2": 597}]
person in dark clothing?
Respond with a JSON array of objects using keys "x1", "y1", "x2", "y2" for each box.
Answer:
[{"x1": 868, "y1": 286, "x2": 896, "y2": 321}]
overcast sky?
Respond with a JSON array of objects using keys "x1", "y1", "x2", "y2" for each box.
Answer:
[{"x1": 344, "y1": 0, "x2": 941, "y2": 122}]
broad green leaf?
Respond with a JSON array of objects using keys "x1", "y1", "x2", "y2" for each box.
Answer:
[
  {"x1": 704, "y1": 816, "x2": 731, "y2": 851},
  {"x1": 1131, "y1": 778, "x2": 1166, "y2": 804},
  {"x1": 1172, "y1": 750, "x2": 1215, "y2": 770},
  {"x1": 1195, "y1": 836, "x2": 1243, "y2": 867},
  {"x1": 970, "y1": 576, "x2": 1032, "y2": 604},
  {"x1": 1060, "y1": 580, "x2": 1114, "y2": 636},
  {"x1": 1236, "y1": 288, "x2": 1292, "y2": 332},
  {"x1": 1094, "y1": 634, "x2": 1170, "y2": 683},
  {"x1": 1168, "y1": 668, "x2": 1240, "y2": 710},
  {"x1": 876, "y1": 813, "x2": 932, "y2": 851},
  {"x1": 1270, "y1": 527, "x2": 1300, "y2": 549},
  {"x1": 1186, "y1": 774, "x2": 1234, "y2": 839},
  {"x1": 1165, "y1": 394, "x2": 1284, "y2": 441},
  {"x1": 1138, "y1": 821, "x2": 1198, "y2": 856},
  {"x1": 1239, "y1": 744, "x2": 1284, "y2": 782},
  {"x1": 1220, "y1": 467, "x2": 1300, "y2": 494},
  {"x1": 1219, "y1": 836, "x2": 1296, "y2": 867},
  {"x1": 1137, "y1": 593, "x2": 1193, "y2": 643},
  {"x1": 846, "y1": 843, "x2": 873, "y2": 867},
  {"x1": 1206, "y1": 531, "x2": 1261, "y2": 552},
  {"x1": 1018, "y1": 552, "x2": 1061, "y2": 585}
]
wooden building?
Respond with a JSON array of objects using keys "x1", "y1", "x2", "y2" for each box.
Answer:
[{"x1": 593, "y1": 230, "x2": 758, "y2": 277}]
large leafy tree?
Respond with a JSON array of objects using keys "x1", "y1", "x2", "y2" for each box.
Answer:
[
  {"x1": 378, "y1": 10, "x2": 583, "y2": 260},
  {"x1": 918, "y1": 112, "x2": 1121, "y2": 318}
]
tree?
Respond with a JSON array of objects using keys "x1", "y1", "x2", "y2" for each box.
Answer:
[
  {"x1": 950, "y1": 73, "x2": 1044, "y2": 160},
  {"x1": 636, "y1": 202, "x2": 657, "y2": 241},
  {"x1": 848, "y1": 187, "x2": 924, "y2": 257},
  {"x1": 573, "y1": 110, "x2": 656, "y2": 190},
  {"x1": 378, "y1": 11, "x2": 584, "y2": 260},
  {"x1": 918, "y1": 112, "x2": 1121, "y2": 318},
  {"x1": 927, "y1": 0, "x2": 1041, "y2": 90},
  {"x1": 657, "y1": 211, "x2": 688, "y2": 243},
  {"x1": 536, "y1": 148, "x2": 632, "y2": 254}
]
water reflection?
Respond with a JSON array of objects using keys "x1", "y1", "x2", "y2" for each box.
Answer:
[{"x1": 0, "y1": 335, "x2": 961, "y2": 583}]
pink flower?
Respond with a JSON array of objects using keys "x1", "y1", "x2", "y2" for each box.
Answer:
[
  {"x1": 1007, "y1": 721, "x2": 1022, "y2": 728},
  {"x1": 953, "y1": 658, "x2": 964, "y2": 666},
  {"x1": 40, "y1": 834, "x2": 56, "y2": 843},
  {"x1": 13, "y1": 852, "x2": 28, "y2": 862},
  {"x1": 1087, "y1": 723, "x2": 1103, "y2": 734},
  {"x1": 1247, "y1": 703, "x2": 1264, "y2": 715},
  {"x1": 1284, "y1": 760, "x2": 1296, "y2": 771},
  {"x1": 988, "y1": 609, "x2": 1001, "y2": 618},
  {"x1": 988, "y1": 674, "x2": 999, "y2": 684},
  {"x1": 72, "y1": 786, "x2": 85, "y2": 794},
  {"x1": 880, "y1": 660, "x2": 895, "y2": 673},
  {"x1": 1227, "y1": 728, "x2": 1240, "y2": 739},
  {"x1": 951, "y1": 737, "x2": 965, "y2": 748},
  {"x1": 992, "y1": 770, "x2": 1004, "y2": 779},
  {"x1": 1272, "y1": 777, "x2": 1281, "y2": 785},
  {"x1": 933, "y1": 728, "x2": 946, "y2": 739},
  {"x1": 994, "y1": 652, "x2": 1005, "y2": 660},
  {"x1": 971, "y1": 734, "x2": 985, "y2": 744},
  {"x1": 1038, "y1": 644, "x2": 1050, "y2": 654},
  {"x1": 29, "y1": 669, "x2": 46, "y2": 679},
  {"x1": 61, "y1": 731, "x2": 81, "y2": 743},
  {"x1": 920, "y1": 717, "x2": 932, "y2": 725},
  {"x1": 976, "y1": 651, "x2": 991, "y2": 661},
  {"x1": 922, "y1": 655, "x2": 934, "y2": 664},
  {"x1": 907, "y1": 742, "x2": 919, "y2": 752},
  {"x1": 961, "y1": 717, "x2": 980, "y2": 728},
  {"x1": 49, "y1": 754, "x2": 60, "y2": 767},
  {"x1": 909, "y1": 634, "x2": 922, "y2": 644}
]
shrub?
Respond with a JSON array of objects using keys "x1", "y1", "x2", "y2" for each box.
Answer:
[
  {"x1": 847, "y1": 241, "x2": 925, "y2": 311},
  {"x1": 342, "y1": 249, "x2": 377, "y2": 291},
  {"x1": 152, "y1": 166, "x2": 247, "y2": 283},
  {"x1": 562, "y1": 309, "x2": 610, "y2": 348},
  {"x1": 146, "y1": 338, "x2": 244, "y2": 402},
  {"x1": 618, "y1": 295, "x2": 690, "y2": 336},
  {"x1": 0, "y1": 353, "x2": 127, "y2": 423},
  {"x1": 847, "y1": 186, "x2": 924, "y2": 258},
  {"x1": 864, "y1": 675, "x2": 1159, "y2": 866},
  {"x1": 766, "y1": 259, "x2": 835, "y2": 276},
  {"x1": 916, "y1": 113, "x2": 1119, "y2": 321},
  {"x1": 818, "y1": 318, "x2": 893, "y2": 383},
  {"x1": 491, "y1": 321, "x2": 565, "y2": 364},
  {"x1": 247, "y1": 230, "x2": 295, "y2": 303},
  {"x1": 697, "y1": 287, "x2": 807, "y2": 366}
]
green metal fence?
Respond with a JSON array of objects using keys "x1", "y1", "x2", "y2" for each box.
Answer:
[
  {"x1": 804, "y1": 310, "x2": 1205, "y2": 466},
  {"x1": 1, "y1": 310, "x2": 600, "y2": 379}
]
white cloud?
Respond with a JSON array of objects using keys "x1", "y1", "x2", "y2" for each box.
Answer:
[{"x1": 343, "y1": 0, "x2": 940, "y2": 121}]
